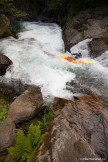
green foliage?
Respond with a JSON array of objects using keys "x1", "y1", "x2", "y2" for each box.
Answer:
[
  {"x1": 21, "y1": 105, "x2": 54, "y2": 132},
  {"x1": 49, "y1": 0, "x2": 69, "y2": 17},
  {"x1": 40, "y1": 105, "x2": 54, "y2": 130},
  {"x1": 8, "y1": 124, "x2": 45, "y2": 162},
  {"x1": 8, "y1": 105, "x2": 54, "y2": 162},
  {"x1": 0, "y1": 106, "x2": 8, "y2": 123},
  {"x1": 0, "y1": 93, "x2": 8, "y2": 123},
  {"x1": 0, "y1": 0, "x2": 27, "y2": 18},
  {"x1": 49, "y1": 0, "x2": 108, "y2": 19}
]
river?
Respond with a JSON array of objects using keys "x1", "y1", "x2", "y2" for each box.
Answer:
[{"x1": 0, "y1": 22, "x2": 108, "y2": 102}]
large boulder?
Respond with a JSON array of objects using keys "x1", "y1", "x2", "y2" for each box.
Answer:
[
  {"x1": 8, "y1": 86, "x2": 43, "y2": 123},
  {"x1": 36, "y1": 95, "x2": 108, "y2": 162},
  {"x1": 88, "y1": 35, "x2": 108, "y2": 58},
  {"x1": 0, "y1": 53, "x2": 12, "y2": 76},
  {"x1": 63, "y1": 28, "x2": 82, "y2": 50},
  {"x1": 0, "y1": 14, "x2": 12, "y2": 38},
  {"x1": 0, "y1": 118, "x2": 16, "y2": 153}
]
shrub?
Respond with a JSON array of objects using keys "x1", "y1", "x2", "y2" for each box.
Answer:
[{"x1": 0, "y1": 0, "x2": 27, "y2": 18}]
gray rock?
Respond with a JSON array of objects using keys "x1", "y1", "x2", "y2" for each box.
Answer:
[
  {"x1": 63, "y1": 28, "x2": 82, "y2": 49},
  {"x1": 0, "y1": 53, "x2": 12, "y2": 76},
  {"x1": 0, "y1": 118, "x2": 16, "y2": 153},
  {"x1": 84, "y1": 19, "x2": 107, "y2": 38},
  {"x1": 88, "y1": 35, "x2": 108, "y2": 58},
  {"x1": 63, "y1": 8, "x2": 108, "y2": 51},
  {"x1": 8, "y1": 87, "x2": 43, "y2": 123},
  {"x1": 36, "y1": 95, "x2": 108, "y2": 162}
]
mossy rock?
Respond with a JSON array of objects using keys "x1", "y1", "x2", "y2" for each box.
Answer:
[
  {"x1": 54, "y1": 97, "x2": 74, "y2": 110},
  {"x1": 0, "y1": 14, "x2": 12, "y2": 38}
]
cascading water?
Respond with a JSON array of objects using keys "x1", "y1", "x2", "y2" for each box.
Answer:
[{"x1": 0, "y1": 22, "x2": 108, "y2": 102}]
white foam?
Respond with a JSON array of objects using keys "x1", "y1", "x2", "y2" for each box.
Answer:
[
  {"x1": 70, "y1": 39, "x2": 92, "y2": 57},
  {"x1": 96, "y1": 51, "x2": 108, "y2": 67},
  {"x1": 0, "y1": 22, "x2": 108, "y2": 102},
  {"x1": 0, "y1": 22, "x2": 75, "y2": 101}
]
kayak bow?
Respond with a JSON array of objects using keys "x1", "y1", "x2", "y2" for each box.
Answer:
[{"x1": 58, "y1": 55, "x2": 93, "y2": 65}]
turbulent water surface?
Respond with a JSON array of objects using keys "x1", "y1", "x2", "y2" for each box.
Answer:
[{"x1": 0, "y1": 22, "x2": 108, "y2": 101}]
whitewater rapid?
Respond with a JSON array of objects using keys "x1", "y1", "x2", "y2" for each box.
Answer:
[{"x1": 0, "y1": 22, "x2": 108, "y2": 101}]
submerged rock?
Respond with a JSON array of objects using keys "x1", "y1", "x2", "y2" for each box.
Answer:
[
  {"x1": 0, "y1": 53, "x2": 12, "y2": 76},
  {"x1": 0, "y1": 118, "x2": 16, "y2": 153},
  {"x1": 8, "y1": 86, "x2": 43, "y2": 123},
  {"x1": 36, "y1": 95, "x2": 108, "y2": 162}
]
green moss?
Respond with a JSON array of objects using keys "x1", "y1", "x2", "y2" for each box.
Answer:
[
  {"x1": 0, "y1": 155, "x2": 6, "y2": 162},
  {"x1": 0, "y1": 93, "x2": 9, "y2": 123},
  {"x1": 0, "y1": 107, "x2": 8, "y2": 123},
  {"x1": 54, "y1": 98, "x2": 73, "y2": 110}
]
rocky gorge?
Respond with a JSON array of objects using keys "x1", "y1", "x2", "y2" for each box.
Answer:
[{"x1": 0, "y1": 3, "x2": 108, "y2": 162}]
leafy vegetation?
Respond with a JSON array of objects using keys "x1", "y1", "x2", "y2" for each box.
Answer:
[
  {"x1": 48, "y1": 0, "x2": 108, "y2": 26},
  {"x1": 8, "y1": 105, "x2": 54, "y2": 162},
  {"x1": 0, "y1": 93, "x2": 9, "y2": 123},
  {"x1": 0, "y1": 0, "x2": 27, "y2": 18},
  {"x1": 0, "y1": 106, "x2": 8, "y2": 123},
  {"x1": 8, "y1": 125, "x2": 45, "y2": 162},
  {"x1": 0, "y1": 0, "x2": 108, "y2": 22}
]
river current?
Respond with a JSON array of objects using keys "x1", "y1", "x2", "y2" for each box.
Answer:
[{"x1": 0, "y1": 22, "x2": 108, "y2": 101}]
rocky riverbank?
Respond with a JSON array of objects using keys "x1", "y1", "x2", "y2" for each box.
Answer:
[
  {"x1": 0, "y1": 5, "x2": 108, "y2": 162},
  {"x1": 63, "y1": 6, "x2": 108, "y2": 58},
  {"x1": 0, "y1": 86, "x2": 108, "y2": 162}
]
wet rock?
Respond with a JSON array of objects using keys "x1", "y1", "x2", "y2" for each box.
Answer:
[
  {"x1": 0, "y1": 53, "x2": 12, "y2": 76},
  {"x1": 54, "y1": 97, "x2": 73, "y2": 110},
  {"x1": 63, "y1": 28, "x2": 82, "y2": 50},
  {"x1": 0, "y1": 14, "x2": 12, "y2": 38},
  {"x1": 88, "y1": 35, "x2": 108, "y2": 58},
  {"x1": 63, "y1": 8, "x2": 108, "y2": 51},
  {"x1": 84, "y1": 18, "x2": 107, "y2": 38},
  {"x1": 8, "y1": 86, "x2": 43, "y2": 123},
  {"x1": 0, "y1": 118, "x2": 16, "y2": 153},
  {"x1": 76, "y1": 95, "x2": 108, "y2": 161},
  {"x1": 0, "y1": 83, "x2": 18, "y2": 101},
  {"x1": 36, "y1": 95, "x2": 108, "y2": 162}
]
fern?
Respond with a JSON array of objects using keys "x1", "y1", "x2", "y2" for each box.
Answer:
[
  {"x1": 8, "y1": 105, "x2": 54, "y2": 162},
  {"x1": 8, "y1": 125, "x2": 45, "y2": 162}
]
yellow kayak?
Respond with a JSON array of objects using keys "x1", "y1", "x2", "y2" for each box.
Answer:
[{"x1": 58, "y1": 55, "x2": 93, "y2": 65}]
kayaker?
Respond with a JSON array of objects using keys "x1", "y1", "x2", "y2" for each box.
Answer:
[
  {"x1": 72, "y1": 52, "x2": 82, "y2": 59},
  {"x1": 67, "y1": 49, "x2": 82, "y2": 59}
]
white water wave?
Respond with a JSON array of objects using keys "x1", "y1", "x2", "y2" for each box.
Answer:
[
  {"x1": 0, "y1": 22, "x2": 108, "y2": 102},
  {"x1": 0, "y1": 22, "x2": 75, "y2": 101}
]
